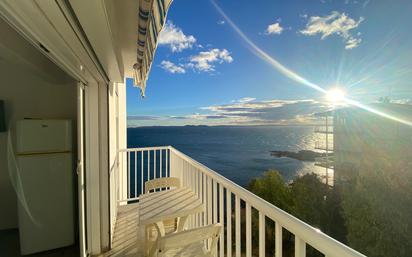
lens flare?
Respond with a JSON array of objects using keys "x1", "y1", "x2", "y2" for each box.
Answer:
[
  {"x1": 326, "y1": 88, "x2": 346, "y2": 103},
  {"x1": 209, "y1": 0, "x2": 326, "y2": 94},
  {"x1": 210, "y1": 0, "x2": 412, "y2": 127}
]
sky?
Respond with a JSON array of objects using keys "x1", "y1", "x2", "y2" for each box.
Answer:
[{"x1": 127, "y1": 0, "x2": 412, "y2": 127}]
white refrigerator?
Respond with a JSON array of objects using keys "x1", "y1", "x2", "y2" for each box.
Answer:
[{"x1": 16, "y1": 119, "x2": 75, "y2": 255}]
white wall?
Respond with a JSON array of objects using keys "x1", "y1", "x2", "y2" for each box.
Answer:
[
  {"x1": 0, "y1": 19, "x2": 77, "y2": 230},
  {"x1": 118, "y1": 82, "x2": 127, "y2": 202},
  {"x1": 98, "y1": 82, "x2": 110, "y2": 251},
  {"x1": 108, "y1": 81, "x2": 126, "y2": 247},
  {"x1": 118, "y1": 83, "x2": 127, "y2": 152},
  {"x1": 108, "y1": 82, "x2": 118, "y2": 245}
]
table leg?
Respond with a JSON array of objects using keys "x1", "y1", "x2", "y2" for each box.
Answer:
[
  {"x1": 137, "y1": 223, "x2": 146, "y2": 256},
  {"x1": 177, "y1": 215, "x2": 189, "y2": 232},
  {"x1": 155, "y1": 222, "x2": 166, "y2": 236}
]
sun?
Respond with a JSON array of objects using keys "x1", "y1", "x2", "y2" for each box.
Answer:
[{"x1": 325, "y1": 88, "x2": 346, "y2": 103}]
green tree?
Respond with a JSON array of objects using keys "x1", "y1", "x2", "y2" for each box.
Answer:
[
  {"x1": 248, "y1": 170, "x2": 293, "y2": 256},
  {"x1": 248, "y1": 170, "x2": 293, "y2": 212},
  {"x1": 248, "y1": 170, "x2": 345, "y2": 257},
  {"x1": 290, "y1": 173, "x2": 346, "y2": 242},
  {"x1": 290, "y1": 173, "x2": 328, "y2": 229}
]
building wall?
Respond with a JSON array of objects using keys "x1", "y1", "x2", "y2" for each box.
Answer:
[
  {"x1": 108, "y1": 82, "x2": 118, "y2": 245},
  {"x1": 118, "y1": 82, "x2": 127, "y2": 202},
  {"x1": 98, "y1": 81, "x2": 110, "y2": 251},
  {"x1": 107, "y1": 81, "x2": 127, "y2": 248},
  {"x1": 118, "y1": 83, "x2": 127, "y2": 151},
  {"x1": 333, "y1": 107, "x2": 412, "y2": 184}
]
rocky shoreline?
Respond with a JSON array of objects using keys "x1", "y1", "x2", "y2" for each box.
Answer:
[{"x1": 270, "y1": 150, "x2": 326, "y2": 161}]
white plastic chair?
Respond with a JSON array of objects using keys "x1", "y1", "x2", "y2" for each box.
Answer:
[
  {"x1": 144, "y1": 178, "x2": 181, "y2": 233},
  {"x1": 144, "y1": 177, "x2": 182, "y2": 251},
  {"x1": 145, "y1": 177, "x2": 181, "y2": 194},
  {"x1": 148, "y1": 223, "x2": 222, "y2": 257}
]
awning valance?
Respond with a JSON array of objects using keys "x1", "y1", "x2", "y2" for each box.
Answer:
[{"x1": 133, "y1": 0, "x2": 173, "y2": 97}]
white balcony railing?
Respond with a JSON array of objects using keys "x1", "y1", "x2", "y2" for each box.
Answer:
[{"x1": 112, "y1": 146, "x2": 365, "y2": 257}]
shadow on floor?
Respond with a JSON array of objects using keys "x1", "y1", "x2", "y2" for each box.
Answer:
[
  {"x1": 0, "y1": 229, "x2": 79, "y2": 257},
  {"x1": 103, "y1": 203, "x2": 142, "y2": 257}
]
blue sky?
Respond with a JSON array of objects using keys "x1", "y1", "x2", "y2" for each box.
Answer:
[{"x1": 127, "y1": 0, "x2": 412, "y2": 127}]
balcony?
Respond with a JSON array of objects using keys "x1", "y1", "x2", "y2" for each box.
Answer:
[{"x1": 107, "y1": 146, "x2": 364, "y2": 257}]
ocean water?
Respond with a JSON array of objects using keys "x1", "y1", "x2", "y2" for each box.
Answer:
[{"x1": 127, "y1": 125, "x2": 325, "y2": 187}]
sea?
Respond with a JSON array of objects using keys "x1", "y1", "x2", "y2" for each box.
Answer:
[{"x1": 127, "y1": 125, "x2": 326, "y2": 187}]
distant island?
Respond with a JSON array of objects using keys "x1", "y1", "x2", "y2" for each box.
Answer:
[
  {"x1": 270, "y1": 150, "x2": 326, "y2": 161},
  {"x1": 183, "y1": 125, "x2": 209, "y2": 127}
]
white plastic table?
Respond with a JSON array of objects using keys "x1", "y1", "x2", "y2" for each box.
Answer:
[{"x1": 138, "y1": 187, "x2": 204, "y2": 255}]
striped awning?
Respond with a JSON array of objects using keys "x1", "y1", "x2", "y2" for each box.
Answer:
[{"x1": 133, "y1": 0, "x2": 173, "y2": 97}]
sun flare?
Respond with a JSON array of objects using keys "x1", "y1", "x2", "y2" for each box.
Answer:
[{"x1": 326, "y1": 88, "x2": 346, "y2": 103}]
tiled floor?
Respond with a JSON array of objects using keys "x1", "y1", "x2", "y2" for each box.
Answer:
[
  {"x1": 0, "y1": 229, "x2": 79, "y2": 257},
  {"x1": 103, "y1": 203, "x2": 143, "y2": 257}
]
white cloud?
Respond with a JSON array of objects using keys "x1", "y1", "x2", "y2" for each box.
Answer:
[
  {"x1": 188, "y1": 113, "x2": 206, "y2": 120},
  {"x1": 188, "y1": 49, "x2": 233, "y2": 72},
  {"x1": 128, "y1": 99, "x2": 329, "y2": 126},
  {"x1": 217, "y1": 20, "x2": 225, "y2": 25},
  {"x1": 265, "y1": 22, "x2": 284, "y2": 35},
  {"x1": 160, "y1": 60, "x2": 186, "y2": 74},
  {"x1": 344, "y1": 0, "x2": 371, "y2": 6},
  {"x1": 300, "y1": 11, "x2": 364, "y2": 49},
  {"x1": 232, "y1": 97, "x2": 256, "y2": 103},
  {"x1": 389, "y1": 99, "x2": 412, "y2": 105},
  {"x1": 158, "y1": 21, "x2": 196, "y2": 52},
  {"x1": 159, "y1": 48, "x2": 234, "y2": 74},
  {"x1": 345, "y1": 37, "x2": 362, "y2": 49},
  {"x1": 199, "y1": 99, "x2": 326, "y2": 125},
  {"x1": 202, "y1": 99, "x2": 302, "y2": 112},
  {"x1": 363, "y1": 0, "x2": 371, "y2": 8}
]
